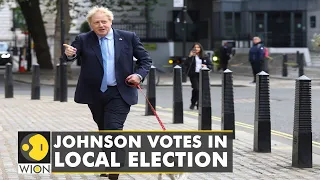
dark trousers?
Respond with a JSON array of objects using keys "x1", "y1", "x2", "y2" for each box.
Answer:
[
  {"x1": 189, "y1": 73, "x2": 199, "y2": 105},
  {"x1": 220, "y1": 59, "x2": 229, "y2": 71},
  {"x1": 250, "y1": 61, "x2": 261, "y2": 82},
  {"x1": 88, "y1": 86, "x2": 131, "y2": 130},
  {"x1": 260, "y1": 58, "x2": 269, "y2": 73},
  {"x1": 88, "y1": 86, "x2": 130, "y2": 179}
]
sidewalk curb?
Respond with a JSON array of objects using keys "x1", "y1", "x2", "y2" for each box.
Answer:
[{"x1": 233, "y1": 73, "x2": 320, "y2": 81}]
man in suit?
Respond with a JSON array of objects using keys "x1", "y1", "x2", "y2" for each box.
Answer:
[
  {"x1": 219, "y1": 42, "x2": 231, "y2": 71},
  {"x1": 63, "y1": 6, "x2": 152, "y2": 180}
]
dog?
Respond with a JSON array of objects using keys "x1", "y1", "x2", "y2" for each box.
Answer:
[
  {"x1": 157, "y1": 158, "x2": 188, "y2": 180},
  {"x1": 157, "y1": 173, "x2": 188, "y2": 180}
]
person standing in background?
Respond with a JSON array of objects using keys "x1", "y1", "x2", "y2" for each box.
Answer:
[
  {"x1": 249, "y1": 37, "x2": 265, "y2": 83},
  {"x1": 220, "y1": 42, "x2": 232, "y2": 71},
  {"x1": 184, "y1": 42, "x2": 213, "y2": 110}
]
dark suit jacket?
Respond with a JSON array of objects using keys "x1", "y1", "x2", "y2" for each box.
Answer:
[
  {"x1": 184, "y1": 55, "x2": 213, "y2": 77},
  {"x1": 220, "y1": 46, "x2": 231, "y2": 63},
  {"x1": 65, "y1": 29, "x2": 152, "y2": 105}
]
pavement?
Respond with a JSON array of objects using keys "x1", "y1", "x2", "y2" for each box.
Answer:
[
  {"x1": 1, "y1": 95, "x2": 320, "y2": 179},
  {"x1": 8, "y1": 65, "x2": 320, "y2": 88}
]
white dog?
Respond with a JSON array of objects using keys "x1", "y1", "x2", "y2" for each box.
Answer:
[{"x1": 157, "y1": 173, "x2": 188, "y2": 180}]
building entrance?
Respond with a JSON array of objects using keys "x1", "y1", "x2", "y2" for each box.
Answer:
[{"x1": 253, "y1": 11, "x2": 306, "y2": 47}]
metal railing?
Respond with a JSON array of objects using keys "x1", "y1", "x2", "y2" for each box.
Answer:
[
  {"x1": 112, "y1": 20, "x2": 211, "y2": 42},
  {"x1": 112, "y1": 21, "x2": 169, "y2": 42},
  {"x1": 214, "y1": 32, "x2": 307, "y2": 48}
]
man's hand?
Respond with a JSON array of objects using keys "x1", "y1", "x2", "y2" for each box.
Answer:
[
  {"x1": 63, "y1": 44, "x2": 77, "y2": 57},
  {"x1": 202, "y1": 64, "x2": 207, "y2": 68},
  {"x1": 125, "y1": 74, "x2": 141, "y2": 86}
]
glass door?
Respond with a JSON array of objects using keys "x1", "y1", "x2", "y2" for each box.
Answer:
[
  {"x1": 293, "y1": 12, "x2": 306, "y2": 47},
  {"x1": 252, "y1": 12, "x2": 268, "y2": 46}
]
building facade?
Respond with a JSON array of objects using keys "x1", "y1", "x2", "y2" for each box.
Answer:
[
  {"x1": 1, "y1": 0, "x2": 318, "y2": 66},
  {"x1": 212, "y1": 0, "x2": 320, "y2": 49}
]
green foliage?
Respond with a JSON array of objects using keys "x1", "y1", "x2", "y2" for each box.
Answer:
[
  {"x1": 311, "y1": 33, "x2": 320, "y2": 51},
  {"x1": 0, "y1": 0, "x2": 162, "y2": 30},
  {"x1": 12, "y1": 7, "x2": 27, "y2": 31},
  {"x1": 0, "y1": 0, "x2": 27, "y2": 31},
  {"x1": 80, "y1": 21, "x2": 91, "y2": 33}
]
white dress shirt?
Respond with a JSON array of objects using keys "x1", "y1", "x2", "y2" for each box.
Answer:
[{"x1": 195, "y1": 55, "x2": 202, "y2": 73}]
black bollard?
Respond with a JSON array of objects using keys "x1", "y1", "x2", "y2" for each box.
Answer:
[
  {"x1": 254, "y1": 71, "x2": 271, "y2": 152},
  {"x1": 282, "y1": 54, "x2": 288, "y2": 77},
  {"x1": 262, "y1": 57, "x2": 269, "y2": 73},
  {"x1": 221, "y1": 69, "x2": 235, "y2": 139},
  {"x1": 31, "y1": 64, "x2": 40, "y2": 100},
  {"x1": 182, "y1": 57, "x2": 187, "y2": 83},
  {"x1": 292, "y1": 75, "x2": 312, "y2": 168},
  {"x1": 173, "y1": 65, "x2": 183, "y2": 124},
  {"x1": 145, "y1": 65, "x2": 156, "y2": 116},
  {"x1": 54, "y1": 64, "x2": 60, "y2": 101},
  {"x1": 60, "y1": 61, "x2": 68, "y2": 102},
  {"x1": 198, "y1": 67, "x2": 212, "y2": 130},
  {"x1": 299, "y1": 53, "x2": 304, "y2": 77},
  {"x1": 296, "y1": 51, "x2": 300, "y2": 68},
  {"x1": 4, "y1": 63, "x2": 13, "y2": 98}
]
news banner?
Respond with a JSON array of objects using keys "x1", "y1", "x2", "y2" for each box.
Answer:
[{"x1": 18, "y1": 130, "x2": 233, "y2": 174}]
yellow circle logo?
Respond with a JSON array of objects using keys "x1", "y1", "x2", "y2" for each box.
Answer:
[
  {"x1": 20, "y1": 133, "x2": 49, "y2": 162},
  {"x1": 33, "y1": 165, "x2": 41, "y2": 173}
]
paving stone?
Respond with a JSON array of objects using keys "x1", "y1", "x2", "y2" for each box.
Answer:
[{"x1": 0, "y1": 95, "x2": 320, "y2": 179}]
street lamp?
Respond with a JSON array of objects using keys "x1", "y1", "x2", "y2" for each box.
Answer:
[{"x1": 60, "y1": 0, "x2": 68, "y2": 102}]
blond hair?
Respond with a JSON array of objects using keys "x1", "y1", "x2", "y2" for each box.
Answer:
[
  {"x1": 86, "y1": 6, "x2": 114, "y2": 24},
  {"x1": 253, "y1": 36, "x2": 261, "y2": 41}
]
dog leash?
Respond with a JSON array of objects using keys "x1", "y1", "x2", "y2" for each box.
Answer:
[{"x1": 125, "y1": 80, "x2": 166, "y2": 130}]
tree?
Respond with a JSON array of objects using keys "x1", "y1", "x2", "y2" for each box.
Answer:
[
  {"x1": 0, "y1": 0, "x2": 53, "y2": 69},
  {"x1": 17, "y1": 0, "x2": 53, "y2": 69},
  {"x1": 80, "y1": 21, "x2": 91, "y2": 33},
  {"x1": 311, "y1": 33, "x2": 320, "y2": 49},
  {"x1": 0, "y1": 0, "x2": 162, "y2": 71}
]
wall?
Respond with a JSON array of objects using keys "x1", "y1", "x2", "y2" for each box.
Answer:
[
  {"x1": 148, "y1": 0, "x2": 173, "y2": 22},
  {"x1": 306, "y1": 0, "x2": 320, "y2": 50},
  {"x1": 144, "y1": 42, "x2": 174, "y2": 72},
  {"x1": 212, "y1": 0, "x2": 317, "y2": 49},
  {"x1": 246, "y1": 0, "x2": 307, "y2": 11},
  {"x1": 0, "y1": 2, "x2": 26, "y2": 47}
]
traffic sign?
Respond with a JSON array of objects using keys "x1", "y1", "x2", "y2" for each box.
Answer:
[
  {"x1": 173, "y1": 0, "x2": 184, "y2": 8},
  {"x1": 174, "y1": 8, "x2": 193, "y2": 24}
]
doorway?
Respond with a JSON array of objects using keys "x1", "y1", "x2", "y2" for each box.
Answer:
[{"x1": 267, "y1": 12, "x2": 291, "y2": 47}]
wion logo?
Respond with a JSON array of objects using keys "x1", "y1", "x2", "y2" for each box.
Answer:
[{"x1": 18, "y1": 131, "x2": 51, "y2": 174}]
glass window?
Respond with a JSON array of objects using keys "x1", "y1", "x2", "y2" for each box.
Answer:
[
  {"x1": 235, "y1": 13, "x2": 241, "y2": 34},
  {"x1": 224, "y1": 12, "x2": 233, "y2": 36},
  {"x1": 310, "y1": 16, "x2": 316, "y2": 28},
  {"x1": 255, "y1": 13, "x2": 264, "y2": 32},
  {"x1": 0, "y1": 43, "x2": 8, "y2": 52}
]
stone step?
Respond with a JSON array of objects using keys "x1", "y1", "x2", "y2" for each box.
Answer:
[{"x1": 312, "y1": 62, "x2": 320, "y2": 66}]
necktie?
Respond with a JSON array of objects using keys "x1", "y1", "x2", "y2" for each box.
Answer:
[{"x1": 100, "y1": 37, "x2": 108, "y2": 92}]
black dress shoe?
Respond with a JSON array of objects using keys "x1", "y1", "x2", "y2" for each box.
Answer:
[
  {"x1": 100, "y1": 174, "x2": 108, "y2": 177},
  {"x1": 189, "y1": 104, "x2": 195, "y2": 110},
  {"x1": 108, "y1": 174, "x2": 119, "y2": 180}
]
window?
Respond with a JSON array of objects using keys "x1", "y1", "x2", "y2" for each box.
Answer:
[
  {"x1": 310, "y1": 16, "x2": 316, "y2": 28},
  {"x1": 0, "y1": 43, "x2": 9, "y2": 52},
  {"x1": 255, "y1": 13, "x2": 264, "y2": 32},
  {"x1": 235, "y1": 13, "x2": 241, "y2": 34},
  {"x1": 224, "y1": 12, "x2": 233, "y2": 36},
  {"x1": 224, "y1": 12, "x2": 241, "y2": 37}
]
